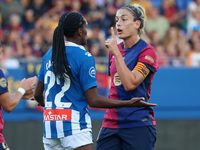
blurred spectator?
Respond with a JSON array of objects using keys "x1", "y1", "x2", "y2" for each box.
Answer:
[
  {"x1": 187, "y1": 0, "x2": 200, "y2": 37},
  {"x1": 43, "y1": 28, "x2": 54, "y2": 52},
  {"x1": 87, "y1": 24, "x2": 107, "y2": 56},
  {"x1": 105, "y1": 0, "x2": 125, "y2": 35},
  {"x1": 163, "y1": 26, "x2": 188, "y2": 58},
  {"x1": 30, "y1": 33, "x2": 45, "y2": 57},
  {"x1": 188, "y1": 24, "x2": 200, "y2": 49},
  {"x1": 26, "y1": 0, "x2": 49, "y2": 21},
  {"x1": 130, "y1": 0, "x2": 153, "y2": 18},
  {"x1": 149, "y1": 30, "x2": 161, "y2": 47},
  {"x1": 89, "y1": 43, "x2": 102, "y2": 57},
  {"x1": 155, "y1": 42, "x2": 169, "y2": 66},
  {"x1": 43, "y1": 13, "x2": 59, "y2": 30},
  {"x1": 47, "y1": 0, "x2": 67, "y2": 16},
  {"x1": 4, "y1": 14, "x2": 24, "y2": 37},
  {"x1": 145, "y1": 7, "x2": 170, "y2": 39},
  {"x1": 0, "y1": 0, "x2": 24, "y2": 27},
  {"x1": 20, "y1": 0, "x2": 31, "y2": 7},
  {"x1": 22, "y1": 9, "x2": 35, "y2": 35},
  {"x1": 1, "y1": 45, "x2": 20, "y2": 68},
  {"x1": 68, "y1": 0, "x2": 84, "y2": 14},
  {"x1": 4, "y1": 30, "x2": 23, "y2": 57},
  {"x1": 22, "y1": 44, "x2": 37, "y2": 61},
  {"x1": 159, "y1": 0, "x2": 185, "y2": 27},
  {"x1": 186, "y1": 39, "x2": 200, "y2": 67},
  {"x1": 0, "y1": 0, "x2": 197, "y2": 68},
  {"x1": 84, "y1": 0, "x2": 106, "y2": 30}
]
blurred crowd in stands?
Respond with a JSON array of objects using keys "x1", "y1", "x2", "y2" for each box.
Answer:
[{"x1": 0, "y1": 0, "x2": 200, "y2": 68}]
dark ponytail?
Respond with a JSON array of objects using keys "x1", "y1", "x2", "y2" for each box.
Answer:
[{"x1": 51, "y1": 12, "x2": 85, "y2": 82}]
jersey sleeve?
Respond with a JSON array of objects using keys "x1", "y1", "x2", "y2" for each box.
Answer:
[
  {"x1": 38, "y1": 57, "x2": 45, "y2": 83},
  {"x1": 79, "y1": 54, "x2": 97, "y2": 92},
  {"x1": 138, "y1": 47, "x2": 159, "y2": 73},
  {"x1": 0, "y1": 70, "x2": 8, "y2": 94},
  {"x1": 108, "y1": 52, "x2": 113, "y2": 76}
]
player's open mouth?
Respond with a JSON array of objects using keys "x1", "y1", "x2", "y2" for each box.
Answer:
[{"x1": 117, "y1": 29, "x2": 122, "y2": 34}]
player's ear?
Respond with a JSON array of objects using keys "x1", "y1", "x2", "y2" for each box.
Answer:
[
  {"x1": 78, "y1": 28, "x2": 82, "y2": 36},
  {"x1": 135, "y1": 20, "x2": 141, "y2": 29}
]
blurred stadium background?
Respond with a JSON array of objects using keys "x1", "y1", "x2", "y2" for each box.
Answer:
[{"x1": 0, "y1": 0, "x2": 200, "y2": 150}]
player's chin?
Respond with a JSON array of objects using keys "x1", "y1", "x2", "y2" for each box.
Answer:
[{"x1": 118, "y1": 34, "x2": 125, "y2": 39}]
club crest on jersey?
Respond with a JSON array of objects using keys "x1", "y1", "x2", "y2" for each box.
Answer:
[
  {"x1": 89, "y1": 67, "x2": 96, "y2": 78},
  {"x1": 113, "y1": 72, "x2": 121, "y2": 86},
  {"x1": 43, "y1": 109, "x2": 72, "y2": 121},
  {"x1": 0, "y1": 78, "x2": 7, "y2": 88}
]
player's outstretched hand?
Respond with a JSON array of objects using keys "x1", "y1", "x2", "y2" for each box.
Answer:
[
  {"x1": 21, "y1": 76, "x2": 37, "y2": 100},
  {"x1": 27, "y1": 76, "x2": 37, "y2": 87},
  {"x1": 129, "y1": 97, "x2": 157, "y2": 107}
]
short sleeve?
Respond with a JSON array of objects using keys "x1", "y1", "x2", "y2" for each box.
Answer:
[
  {"x1": 0, "y1": 70, "x2": 8, "y2": 94},
  {"x1": 138, "y1": 47, "x2": 159, "y2": 73},
  {"x1": 79, "y1": 55, "x2": 97, "y2": 92},
  {"x1": 38, "y1": 58, "x2": 45, "y2": 83}
]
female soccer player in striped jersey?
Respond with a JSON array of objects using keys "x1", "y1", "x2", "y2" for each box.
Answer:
[
  {"x1": 34, "y1": 12, "x2": 157, "y2": 150},
  {"x1": 96, "y1": 4, "x2": 159, "y2": 150}
]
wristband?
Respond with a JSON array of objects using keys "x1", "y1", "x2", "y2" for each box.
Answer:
[{"x1": 18, "y1": 87, "x2": 26, "y2": 95}]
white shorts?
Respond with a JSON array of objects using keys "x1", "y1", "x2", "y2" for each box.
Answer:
[{"x1": 43, "y1": 131, "x2": 93, "y2": 150}]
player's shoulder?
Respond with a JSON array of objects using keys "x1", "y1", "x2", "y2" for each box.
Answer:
[
  {"x1": 0, "y1": 69, "x2": 5, "y2": 78},
  {"x1": 141, "y1": 41, "x2": 157, "y2": 54},
  {"x1": 42, "y1": 47, "x2": 52, "y2": 61},
  {"x1": 0, "y1": 69, "x2": 7, "y2": 89},
  {"x1": 65, "y1": 42, "x2": 94, "y2": 59}
]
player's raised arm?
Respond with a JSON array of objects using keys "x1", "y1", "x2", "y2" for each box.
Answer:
[{"x1": 0, "y1": 77, "x2": 36, "y2": 113}]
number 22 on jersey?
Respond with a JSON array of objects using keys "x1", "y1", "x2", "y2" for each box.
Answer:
[{"x1": 44, "y1": 70, "x2": 72, "y2": 108}]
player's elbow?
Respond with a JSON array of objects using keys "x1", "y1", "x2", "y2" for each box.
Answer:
[
  {"x1": 3, "y1": 107, "x2": 13, "y2": 113},
  {"x1": 124, "y1": 84, "x2": 137, "y2": 91},
  {"x1": 5, "y1": 110, "x2": 12, "y2": 113},
  {"x1": 87, "y1": 100, "x2": 97, "y2": 108},
  {"x1": 87, "y1": 97, "x2": 100, "y2": 108},
  {"x1": 122, "y1": 80, "x2": 138, "y2": 91}
]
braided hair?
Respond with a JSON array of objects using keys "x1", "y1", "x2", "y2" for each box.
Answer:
[{"x1": 52, "y1": 12, "x2": 86, "y2": 82}]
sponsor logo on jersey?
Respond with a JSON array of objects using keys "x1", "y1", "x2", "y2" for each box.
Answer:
[
  {"x1": 85, "y1": 52, "x2": 92, "y2": 57},
  {"x1": 43, "y1": 109, "x2": 72, "y2": 121},
  {"x1": 145, "y1": 55, "x2": 154, "y2": 63},
  {"x1": 89, "y1": 67, "x2": 96, "y2": 78},
  {"x1": 0, "y1": 78, "x2": 7, "y2": 88},
  {"x1": 142, "y1": 119, "x2": 147, "y2": 122},
  {"x1": 113, "y1": 72, "x2": 121, "y2": 86}
]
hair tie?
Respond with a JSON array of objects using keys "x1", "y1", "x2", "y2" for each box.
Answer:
[{"x1": 122, "y1": 6, "x2": 139, "y2": 20}]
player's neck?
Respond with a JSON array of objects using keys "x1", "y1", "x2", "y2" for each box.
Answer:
[
  {"x1": 123, "y1": 35, "x2": 140, "y2": 48},
  {"x1": 66, "y1": 38, "x2": 81, "y2": 46}
]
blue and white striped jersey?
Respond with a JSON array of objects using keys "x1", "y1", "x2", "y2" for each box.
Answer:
[{"x1": 38, "y1": 42, "x2": 97, "y2": 138}]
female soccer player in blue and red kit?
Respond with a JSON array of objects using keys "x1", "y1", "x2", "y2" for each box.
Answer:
[
  {"x1": 96, "y1": 4, "x2": 159, "y2": 150},
  {"x1": 34, "y1": 12, "x2": 157, "y2": 150},
  {"x1": 0, "y1": 41, "x2": 37, "y2": 150}
]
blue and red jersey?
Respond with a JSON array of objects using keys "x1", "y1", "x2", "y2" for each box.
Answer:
[
  {"x1": 0, "y1": 69, "x2": 8, "y2": 143},
  {"x1": 102, "y1": 39, "x2": 159, "y2": 129}
]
